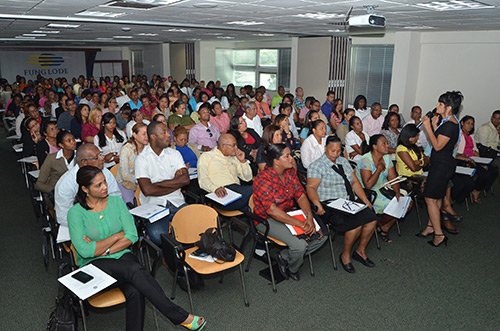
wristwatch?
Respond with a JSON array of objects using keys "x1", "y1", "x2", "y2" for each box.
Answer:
[{"x1": 105, "y1": 248, "x2": 111, "y2": 256}]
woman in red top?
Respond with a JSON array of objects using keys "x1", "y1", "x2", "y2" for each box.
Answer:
[
  {"x1": 229, "y1": 116, "x2": 261, "y2": 171},
  {"x1": 81, "y1": 108, "x2": 102, "y2": 143},
  {"x1": 253, "y1": 144, "x2": 327, "y2": 281}
]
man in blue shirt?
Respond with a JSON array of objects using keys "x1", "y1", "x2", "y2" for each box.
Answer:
[
  {"x1": 128, "y1": 88, "x2": 143, "y2": 110},
  {"x1": 321, "y1": 90, "x2": 335, "y2": 121}
]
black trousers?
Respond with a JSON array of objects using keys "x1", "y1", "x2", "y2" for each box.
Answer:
[{"x1": 91, "y1": 253, "x2": 189, "y2": 331}]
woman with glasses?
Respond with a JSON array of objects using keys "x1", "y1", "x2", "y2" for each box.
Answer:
[{"x1": 307, "y1": 136, "x2": 377, "y2": 273}]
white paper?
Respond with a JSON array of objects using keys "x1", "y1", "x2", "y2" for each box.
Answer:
[
  {"x1": 17, "y1": 155, "x2": 38, "y2": 163},
  {"x1": 205, "y1": 188, "x2": 242, "y2": 206},
  {"x1": 12, "y1": 143, "x2": 23, "y2": 153},
  {"x1": 285, "y1": 210, "x2": 321, "y2": 235},
  {"x1": 327, "y1": 199, "x2": 367, "y2": 215},
  {"x1": 129, "y1": 203, "x2": 170, "y2": 223},
  {"x1": 189, "y1": 250, "x2": 217, "y2": 263},
  {"x1": 58, "y1": 264, "x2": 117, "y2": 300},
  {"x1": 7, "y1": 135, "x2": 20, "y2": 140},
  {"x1": 56, "y1": 224, "x2": 71, "y2": 243},
  {"x1": 455, "y1": 166, "x2": 476, "y2": 176},
  {"x1": 383, "y1": 196, "x2": 411, "y2": 219},
  {"x1": 470, "y1": 156, "x2": 493, "y2": 165},
  {"x1": 28, "y1": 170, "x2": 40, "y2": 179},
  {"x1": 116, "y1": 95, "x2": 131, "y2": 109},
  {"x1": 188, "y1": 167, "x2": 198, "y2": 180}
]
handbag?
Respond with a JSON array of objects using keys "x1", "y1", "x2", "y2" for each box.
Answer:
[
  {"x1": 196, "y1": 228, "x2": 236, "y2": 262},
  {"x1": 380, "y1": 176, "x2": 408, "y2": 199}
]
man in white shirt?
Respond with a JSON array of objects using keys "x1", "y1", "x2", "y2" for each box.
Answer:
[
  {"x1": 362, "y1": 102, "x2": 385, "y2": 137},
  {"x1": 475, "y1": 110, "x2": 500, "y2": 151},
  {"x1": 54, "y1": 144, "x2": 120, "y2": 240},
  {"x1": 136, "y1": 121, "x2": 190, "y2": 245},
  {"x1": 242, "y1": 101, "x2": 263, "y2": 137},
  {"x1": 405, "y1": 105, "x2": 431, "y2": 155},
  {"x1": 79, "y1": 90, "x2": 95, "y2": 110}
]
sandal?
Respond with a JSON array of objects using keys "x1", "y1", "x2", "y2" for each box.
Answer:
[
  {"x1": 416, "y1": 224, "x2": 434, "y2": 238},
  {"x1": 181, "y1": 316, "x2": 206, "y2": 330},
  {"x1": 377, "y1": 226, "x2": 392, "y2": 243}
]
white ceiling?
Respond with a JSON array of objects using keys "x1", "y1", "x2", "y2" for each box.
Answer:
[{"x1": 1, "y1": 0, "x2": 500, "y2": 45}]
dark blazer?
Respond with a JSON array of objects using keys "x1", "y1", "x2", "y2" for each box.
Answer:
[
  {"x1": 35, "y1": 152, "x2": 71, "y2": 193},
  {"x1": 233, "y1": 128, "x2": 261, "y2": 162}
]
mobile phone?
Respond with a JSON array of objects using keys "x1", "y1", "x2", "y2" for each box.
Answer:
[{"x1": 71, "y1": 270, "x2": 94, "y2": 284}]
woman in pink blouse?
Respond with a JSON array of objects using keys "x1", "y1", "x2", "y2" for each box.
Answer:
[
  {"x1": 209, "y1": 101, "x2": 230, "y2": 133},
  {"x1": 81, "y1": 108, "x2": 102, "y2": 143}
]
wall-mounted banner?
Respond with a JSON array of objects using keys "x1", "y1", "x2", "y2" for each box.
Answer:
[{"x1": 0, "y1": 51, "x2": 86, "y2": 82}]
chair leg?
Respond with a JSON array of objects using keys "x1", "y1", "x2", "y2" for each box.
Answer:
[
  {"x1": 414, "y1": 197, "x2": 422, "y2": 229},
  {"x1": 327, "y1": 227, "x2": 337, "y2": 270},
  {"x1": 245, "y1": 239, "x2": 257, "y2": 272},
  {"x1": 465, "y1": 197, "x2": 470, "y2": 211},
  {"x1": 307, "y1": 253, "x2": 314, "y2": 276},
  {"x1": 238, "y1": 264, "x2": 250, "y2": 307},
  {"x1": 264, "y1": 241, "x2": 277, "y2": 293},
  {"x1": 170, "y1": 268, "x2": 178, "y2": 300},
  {"x1": 395, "y1": 220, "x2": 401, "y2": 236},
  {"x1": 79, "y1": 300, "x2": 88, "y2": 331},
  {"x1": 183, "y1": 265, "x2": 194, "y2": 313},
  {"x1": 374, "y1": 229, "x2": 381, "y2": 250}
]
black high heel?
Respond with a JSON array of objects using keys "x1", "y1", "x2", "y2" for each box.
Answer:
[
  {"x1": 427, "y1": 233, "x2": 448, "y2": 247},
  {"x1": 441, "y1": 211, "x2": 463, "y2": 222},
  {"x1": 416, "y1": 224, "x2": 434, "y2": 238}
]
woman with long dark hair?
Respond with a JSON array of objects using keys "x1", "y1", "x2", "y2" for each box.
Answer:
[
  {"x1": 300, "y1": 119, "x2": 326, "y2": 169},
  {"x1": 70, "y1": 104, "x2": 90, "y2": 140},
  {"x1": 344, "y1": 116, "x2": 370, "y2": 162},
  {"x1": 94, "y1": 112, "x2": 126, "y2": 168},
  {"x1": 381, "y1": 112, "x2": 401, "y2": 154},
  {"x1": 229, "y1": 115, "x2": 261, "y2": 164},
  {"x1": 419, "y1": 91, "x2": 463, "y2": 247},
  {"x1": 68, "y1": 166, "x2": 206, "y2": 331}
]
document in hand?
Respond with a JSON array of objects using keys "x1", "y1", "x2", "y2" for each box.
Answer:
[
  {"x1": 285, "y1": 210, "x2": 321, "y2": 236},
  {"x1": 115, "y1": 95, "x2": 131, "y2": 109},
  {"x1": 470, "y1": 156, "x2": 493, "y2": 165},
  {"x1": 455, "y1": 166, "x2": 476, "y2": 176},
  {"x1": 327, "y1": 198, "x2": 367, "y2": 214},
  {"x1": 58, "y1": 264, "x2": 117, "y2": 300},
  {"x1": 383, "y1": 196, "x2": 411, "y2": 219},
  {"x1": 188, "y1": 168, "x2": 198, "y2": 179},
  {"x1": 129, "y1": 204, "x2": 170, "y2": 223},
  {"x1": 205, "y1": 188, "x2": 242, "y2": 206}
]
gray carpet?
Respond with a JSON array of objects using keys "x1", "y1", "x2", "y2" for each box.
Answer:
[{"x1": 1, "y1": 128, "x2": 499, "y2": 331}]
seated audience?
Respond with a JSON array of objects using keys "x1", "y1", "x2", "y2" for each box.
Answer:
[
  {"x1": 36, "y1": 120, "x2": 59, "y2": 166},
  {"x1": 299, "y1": 110, "x2": 321, "y2": 144},
  {"x1": 189, "y1": 103, "x2": 220, "y2": 151},
  {"x1": 388, "y1": 104, "x2": 406, "y2": 126},
  {"x1": 256, "y1": 124, "x2": 286, "y2": 171},
  {"x1": 209, "y1": 101, "x2": 230, "y2": 133},
  {"x1": 274, "y1": 114, "x2": 298, "y2": 151},
  {"x1": 381, "y1": 112, "x2": 401, "y2": 154},
  {"x1": 139, "y1": 94, "x2": 155, "y2": 121},
  {"x1": 128, "y1": 88, "x2": 143, "y2": 110},
  {"x1": 242, "y1": 101, "x2": 263, "y2": 137},
  {"x1": 353, "y1": 94, "x2": 369, "y2": 120},
  {"x1": 155, "y1": 94, "x2": 170, "y2": 118},
  {"x1": 57, "y1": 98, "x2": 76, "y2": 132},
  {"x1": 271, "y1": 85, "x2": 285, "y2": 109},
  {"x1": 126, "y1": 109, "x2": 150, "y2": 139},
  {"x1": 336, "y1": 108, "x2": 355, "y2": 144},
  {"x1": 277, "y1": 103, "x2": 299, "y2": 138},
  {"x1": 357, "y1": 134, "x2": 401, "y2": 243},
  {"x1": 68, "y1": 166, "x2": 205, "y2": 331},
  {"x1": 253, "y1": 144, "x2": 327, "y2": 280},
  {"x1": 405, "y1": 105, "x2": 430, "y2": 155},
  {"x1": 198, "y1": 134, "x2": 253, "y2": 211},
  {"x1": 298, "y1": 96, "x2": 316, "y2": 124},
  {"x1": 320, "y1": 91, "x2": 335, "y2": 122},
  {"x1": 168, "y1": 99, "x2": 195, "y2": 131},
  {"x1": 81, "y1": 108, "x2": 102, "y2": 143},
  {"x1": 329, "y1": 98, "x2": 343, "y2": 132},
  {"x1": 230, "y1": 115, "x2": 262, "y2": 166},
  {"x1": 70, "y1": 104, "x2": 90, "y2": 141},
  {"x1": 54, "y1": 143, "x2": 120, "y2": 228},
  {"x1": 475, "y1": 110, "x2": 500, "y2": 154},
  {"x1": 116, "y1": 123, "x2": 148, "y2": 204},
  {"x1": 94, "y1": 113, "x2": 126, "y2": 169},
  {"x1": 174, "y1": 126, "x2": 200, "y2": 169},
  {"x1": 396, "y1": 124, "x2": 429, "y2": 178},
  {"x1": 307, "y1": 136, "x2": 378, "y2": 273},
  {"x1": 345, "y1": 116, "x2": 370, "y2": 162},
  {"x1": 362, "y1": 102, "x2": 385, "y2": 137},
  {"x1": 22, "y1": 117, "x2": 42, "y2": 157},
  {"x1": 135, "y1": 121, "x2": 190, "y2": 245},
  {"x1": 300, "y1": 120, "x2": 327, "y2": 169},
  {"x1": 115, "y1": 103, "x2": 131, "y2": 131}
]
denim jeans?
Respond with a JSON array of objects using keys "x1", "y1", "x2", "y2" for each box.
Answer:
[{"x1": 145, "y1": 201, "x2": 186, "y2": 246}]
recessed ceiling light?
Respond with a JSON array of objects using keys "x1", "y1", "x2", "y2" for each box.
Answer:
[
  {"x1": 187, "y1": 38, "x2": 202, "y2": 41},
  {"x1": 414, "y1": 0, "x2": 494, "y2": 11},
  {"x1": 122, "y1": 27, "x2": 131, "y2": 31},
  {"x1": 32, "y1": 30, "x2": 60, "y2": 34},
  {"x1": 193, "y1": 2, "x2": 217, "y2": 8},
  {"x1": 15, "y1": 36, "x2": 36, "y2": 39},
  {"x1": 217, "y1": 36, "x2": 235, "y2": 39},
  {"x1": 23, "y1": 33, "x2": 47, "y2": 37},
  {"x1": 75, "y1": 10, "x2": 126, "y2": 18},
  {"x1": 136, "y1": 33, "x2": 159, "y2": 36},
  {"x1": 226, "y1": 21, "x2": 264, "y2": 26},
  {"x1": 47, "y1": 23, "x2": 80, "y2": 29},
  {"x1": 113, "y1": 35, "x2": 133, "y2": 39},
  {"x1": 252, "y1": 33, "x2": 275, "y2": 37},
  {"x1": 102, "y1": 0, "x2": 188, "y2": 10},
  {"x1": 294, "y1": 12, "x2": 345, "y2": 20},
  {"x1": 163, "y1": 28, "x2": 190, "y2": 32},
  {"x1": 328, "y1": 29, "x2": 343, "y2": 33},
  {"x1": 96, "y1": 37, "x2": 114, "y2": 40},
  {"x1": 206, "y1": 32, "x2": 222, "y2": 36},
  {"x1": 403, "y1": 25, "x2": 435, "y2": 29}
]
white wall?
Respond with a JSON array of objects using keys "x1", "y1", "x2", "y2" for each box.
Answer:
[{"x1": 295, "y1": 37, "x2": 331, "y2": 99}]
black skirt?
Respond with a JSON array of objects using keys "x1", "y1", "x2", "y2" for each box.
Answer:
[
  {"x1": 424, "y1": 162, "x2": 455, "y2": 199},
  {"x1": 319, "y1": 202, "x2": 378, "y2": 233}
]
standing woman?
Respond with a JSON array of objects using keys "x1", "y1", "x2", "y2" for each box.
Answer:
[
  {"x1": 94, "y1": 113, "x2": 126, "y2": 169},
  {"x1": 117, "y1": 123, "x2": 148, "y2": 204},
  {"x1": 419, "y1": 91, "x2": 463, "y2": 247},
  {"x1": 70, "y1": 104, "x2": 90, "y2": 141},
  {"x1": 300, "y1": 120, "x2": 327, "y2": 169},
  {"x1": 68, "y1": 166, "x2": 206, "y2": 331},
  {"x1": 81, "y1": 108, "x2": 102, "y2": 143}
]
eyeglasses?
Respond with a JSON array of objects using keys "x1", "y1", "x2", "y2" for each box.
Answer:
[
  {"x1": 342, "y1": 201, "x2": 358, "y2": 212},
  {"x1": 222, "y1": 143, "x2": 237, "y2": 148},
  {"x1": 206, "y1": 128, "x2": 213, "y2": 138},
  {"x1": 82, "y1": 152, "x2": 104, "y2": 161}
]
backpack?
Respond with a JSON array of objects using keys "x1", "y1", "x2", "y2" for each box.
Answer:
[{"x1": 47, "y1": 263, "x2": 78, "y2": 331}]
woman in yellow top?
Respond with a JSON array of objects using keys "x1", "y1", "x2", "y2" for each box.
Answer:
[{"x1": 395, "y1": 124, "x2": 428, "y2": 177}]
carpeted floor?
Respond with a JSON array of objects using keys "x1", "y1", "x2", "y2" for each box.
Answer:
[{"x1": 1, "y1": 128, "x2": 499, "y2": 331}]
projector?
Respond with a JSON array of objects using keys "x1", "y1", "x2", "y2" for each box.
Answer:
[{"x1": 348, "y1": 14, "x2": 386, "y2": 28}]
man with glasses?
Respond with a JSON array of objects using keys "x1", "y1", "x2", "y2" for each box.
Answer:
[
  {"x1": 198, "y1": 134, "x2": 253, "y2": 211},
  {"x1": 188, "y1": 102, "x2": 220, "y2": 151},
  {"x1": 54, "y1": 144, "x2": 121, "y2": 236},
  {"x1": 57, "y1": 98, "x2": 77, "y2": 131}
]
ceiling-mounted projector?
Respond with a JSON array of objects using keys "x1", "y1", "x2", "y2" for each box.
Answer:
[{"x1": 348, "y1": 14, "x2": 385, "y2": 27}]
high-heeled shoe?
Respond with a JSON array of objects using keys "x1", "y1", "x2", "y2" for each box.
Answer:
[
  {"x1": 416, "y1": 224, "x2": 434, "y2": 238},
  {"x1": 427, "y1": 233, "x2": 448, "y2": 247},
  {"x1": 441, "y1": 211, "x2": 463, "y2": 222}
]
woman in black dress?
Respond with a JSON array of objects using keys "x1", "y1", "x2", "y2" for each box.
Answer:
[{"x1": 419, "y1": 91, "x2": 463, "y2": 247}]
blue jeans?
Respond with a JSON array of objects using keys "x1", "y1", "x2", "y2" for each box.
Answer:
[
  {"x1": 145, "y1": 201, "x2": 186, "y2": 246},
  {"x1": 215, "y1": 184, "x2": 252, "y2": 212}
]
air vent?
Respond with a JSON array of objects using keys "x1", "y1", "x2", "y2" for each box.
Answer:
[{"x1": 102, "y1": 0, "x2": 186, "y2": 10}]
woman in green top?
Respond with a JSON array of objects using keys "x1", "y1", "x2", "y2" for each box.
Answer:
[
  {"x1": 68, "y1": 166, "x2": 206, "y2": 331},
  {"x1": 168, "y1": 99, "x2": 195, "y2": 131}
]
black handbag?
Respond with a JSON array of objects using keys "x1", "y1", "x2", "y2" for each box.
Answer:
[{"x1": 196, "y1": 228, "x2": 236, "y2": 262}]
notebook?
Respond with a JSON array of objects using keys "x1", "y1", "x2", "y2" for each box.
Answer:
[
  {"x1": 58, "y1": 264, "x2": 117, "y2": 300},
  {"x1": 285, "y1": 210, "x2": 320, "y2": 236},
  {"x1": 327, "y1": 198, "x2": 367, "y2": 214},
  {"x1": 205, "y1": 188, "x2": 242, "y2": 206},
  {"x1": 129, "y1": 204, "x2": 170, "y2": 223},
  {"x1": 383, "y1": 196, "x2": 411, "y2": 219}
]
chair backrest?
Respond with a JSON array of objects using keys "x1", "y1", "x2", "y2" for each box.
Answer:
[
  {"x1": 170, "y1": 204, "x2": 219, "y2": 244},
  {"x1": 109, "y1": 164, "x2": 119, "y2": 177},
  {"x1": 248, "y1": 194, "x2": 255, "y2": 212},
  {"x1": 134, "y1": 188, "x2": 141, "y2": 206}
]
